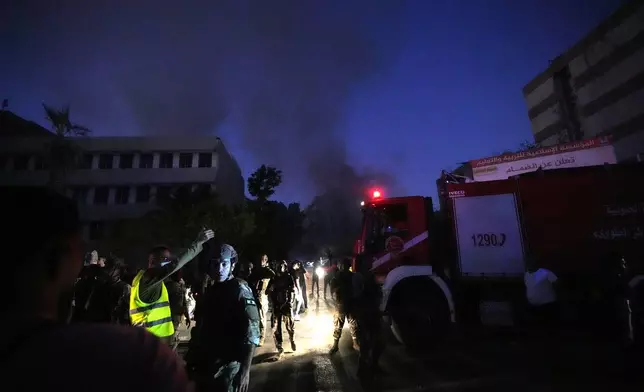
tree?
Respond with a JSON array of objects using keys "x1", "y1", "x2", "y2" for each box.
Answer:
[
  {"x1": 518, "y1": 140, "x2": 540, "y2": 151},
  {"x1": 42, "y1": 104, "x2": 90, "y2": 193},
  {"x1": 108, "y1": 187, "x2": 255, "y2": 261},
  {"x1": 500, "y1": 140, "x2": 541, "y2": 155},
  {"x1": 243, "y1": 165, "x2": 305, "y2": 261},
  {"x1": 302, "y1": 191, "x2": 361, "y2": 259},
  {"x1": 247, "y1": 164, "x2": 282, "y2": 202}
]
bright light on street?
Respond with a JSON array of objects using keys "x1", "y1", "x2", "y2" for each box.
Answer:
[{"x1": 315, "y1": 266, "x2": 325, "y2": 279}]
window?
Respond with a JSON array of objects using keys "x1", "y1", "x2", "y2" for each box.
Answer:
[
  {"x1": 89, "y1": 221, "x2": 105, "y2": 241},
  {"x1": 98, "y1": 154, "x2": 113, "y2": 169},
  {"x1": 198, "y1": 152, "x2": 212, "y2": 168},
  {"x1": 72, "y1": 187, "x2": 89, "y2": 204},
  {"x1": 33, "y1": 155, "x2": 48, "y2": 170},
  {"x1": 159, "y1": 153, "x2": 173, "y2": 168},
  {"x1": 136, "y1": 185, "x2": 151, "y2": 203},
  {"x1": 119, "y1": 154, "x2": 133, "y2": 169},
  {"x1": 139, "y1": 154, "x2": 153, "y2": 168},
  {"x1": 81, "y1": 154, "x2": 94, "y2": 169},
  {"x1": 94, "y1": 186, "x2": 109, "y2": 205},
  {"x1": 179, "y1": 153, "x2": 193, "y2": 168},
  {"x1": 115, "y1": 186, "x2": 130, "y2": 204},
  {"x1": 365, "y1": 203, "x2": 409, "y2": 253},
  {"x1": 156, "y1": 185, "x2": 172, "y2": 202},
  {"x1": 13, "y1": 155, "x2": 29, "y2": 170}
]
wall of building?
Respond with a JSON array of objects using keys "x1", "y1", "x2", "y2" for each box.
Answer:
[
  {"x1": 522, "y1": 1, "x2": 644, "y2": 161},
  {"x1": 0, "y1": 135, "x2": 244, "y2": 242}
]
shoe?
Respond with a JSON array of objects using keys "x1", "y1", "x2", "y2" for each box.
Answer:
[
  {"x1": 291, "y1": 340, "x2": 297, "y2": 351},
  {"x1": 294, "y1": 315, "x2": 301, "y2": 321},
  {"x1": 258, "y1": 336, "x2": 265, "y2": 347},
  {"x1": 276, "y1": 349, "x2": 284, "y2": 360}
]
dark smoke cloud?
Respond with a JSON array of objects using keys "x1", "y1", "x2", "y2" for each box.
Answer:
[{"x1": 0, "y1": 0, "x2": 407, "y2": 199}]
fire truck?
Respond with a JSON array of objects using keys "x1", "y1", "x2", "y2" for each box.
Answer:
[{"x1": 353, "y1": 163, "x2": 644, "y2": 349}]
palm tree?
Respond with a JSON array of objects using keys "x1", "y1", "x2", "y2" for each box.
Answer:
[{"x1": 42, "y1": 104, "x2": 91, "y2": 193}]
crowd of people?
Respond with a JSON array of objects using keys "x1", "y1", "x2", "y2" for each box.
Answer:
[
  {"x1": 0, "y1": 186, "x2": 386, "y2": 392},
  {"x1": 231, "y1": 253, "x2": 384, "y2": 375}
]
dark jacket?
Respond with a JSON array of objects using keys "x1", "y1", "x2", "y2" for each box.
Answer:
[{"x1": 188, "y1": 278, "x2": 260, "y2": 363}]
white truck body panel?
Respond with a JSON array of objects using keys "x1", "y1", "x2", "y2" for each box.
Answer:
[{"x1": 452, "y1": 193, "x2": 525, "y2": 276}]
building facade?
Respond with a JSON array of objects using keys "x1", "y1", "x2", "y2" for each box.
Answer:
[
  {"x1": 522, "y1": 0, "x2": 644, "y2": 162},
  {"x1": 0, "y1": 133, "x2": 244, "y2": 241}
]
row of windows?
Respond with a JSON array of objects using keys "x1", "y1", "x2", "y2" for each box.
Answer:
[
  {"x1": 72, "y1": 184, "x2": 213, "y2": 205},
  {"x1": 1, "y1": 151, "x2": 214, "y2": 171}
]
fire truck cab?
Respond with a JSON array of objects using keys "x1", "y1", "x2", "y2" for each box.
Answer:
[{"x1": 354, "y1": 164, "x2": 644, "y2": 349}]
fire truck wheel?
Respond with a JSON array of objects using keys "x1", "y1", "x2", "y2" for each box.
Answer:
[{"x1": 388, "y1": 281, "x2": 450, "y2": 352}]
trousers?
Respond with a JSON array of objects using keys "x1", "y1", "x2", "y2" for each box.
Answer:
[
  {"x1": 272, "y1": 309, "x2": 295, "y2": 351},
  {"x1": 257, "y1": 294, "x2": 269, "y2": 340},
  {"x1": 333, "y1": 309, "x2": 358, "y2": 341},
  {"x1": 194, "y1": 361, "x2": 241, "y2": 392},
  {"x1": 355, "y1": 308, "x2": 384, "y2": 371},
  {"x1": 311, "y1": 277, "x2": 320, "y2": 297}
]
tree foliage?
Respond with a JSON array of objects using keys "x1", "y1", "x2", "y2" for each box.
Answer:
[
  {"x1": 111, "y1": 186, "x2": 255, "y2": 253},
  {"x1": 502, "y1": 140, "x2": 541, "y2": 155},
  {"x1": 247, "y1": 164, "x2": 282, "y2": 202},
  {"x1": 518, "y1": 140, "x2": 540, "y2": 151},
  {"x1": 244, "y1": 199, "x2": 305, "y2": 262},
  {"x1": 43, "y1": 104, "x2": 91, "y2": 137},
  {"x1": 42, "y1": 104, "x2": 91, "y2": 192},
  {"x1": 108, "y1": 165, "x2": 304, "y2": 265}
]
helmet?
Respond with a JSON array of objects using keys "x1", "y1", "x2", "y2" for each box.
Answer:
[{"x1": 220, "y1": 244, "x2": 238, "y2": 264}]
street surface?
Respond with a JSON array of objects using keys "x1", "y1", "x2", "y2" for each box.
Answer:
[{"x1": 177, "y1": 295, "x2": 642, "y2": 392}]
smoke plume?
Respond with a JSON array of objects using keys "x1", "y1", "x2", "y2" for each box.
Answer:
[{"x1": 0, "y1": 0, "x2": 406, "y2": 199}]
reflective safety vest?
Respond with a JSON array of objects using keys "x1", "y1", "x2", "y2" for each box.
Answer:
[{"x1": 129, "y1": 271, "x2": 175, "y2": 338}]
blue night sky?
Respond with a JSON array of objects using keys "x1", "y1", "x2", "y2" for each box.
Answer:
[{"x1": 0, "y1": 0, "x2": 622, "y2": 204}]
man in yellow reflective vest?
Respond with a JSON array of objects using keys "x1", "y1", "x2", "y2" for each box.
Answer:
[{"x1": 130, "y1": 228, "x2": 215, "y2": 343}]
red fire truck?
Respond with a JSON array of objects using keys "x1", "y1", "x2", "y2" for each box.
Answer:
[{"x1": 353, "y1": 163, "x2": 644, "y2": 349}]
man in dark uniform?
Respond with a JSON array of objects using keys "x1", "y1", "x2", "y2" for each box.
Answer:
[
  {"x1": 311, "y1": 259, "x2": 321, "y2": 298},
  {"x1": 248, "y1": 254, "x2": 275, "y2": 346},
  {"x1": 329, "y1": 258, "x2": 359, "y2": 354},
  {"x1": 235, "y1": 260, "x2": 254, "y2": 282},
  {"x1": 186, "y1": 242, "x2": 260, "y2": 392},
  {"x1": 324, "y1": 262, "x2": 338, "y2": 300},
  {"x1": 166, "y1": 270, "x2": 191, "y2": 349},
  {"x1": 267, "y1": 260, "x2": 297, "y2": 359},
  {"x1": 353, "y1": 269, "x2": 384, "y2": 379}
]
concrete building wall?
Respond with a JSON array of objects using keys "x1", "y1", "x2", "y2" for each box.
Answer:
[
  {"x1": 522, "y1": 0, "x2": 644, "y2": 161},
  {"x1": 0, "y1": 135, "x2": 244, "y2": 241}
]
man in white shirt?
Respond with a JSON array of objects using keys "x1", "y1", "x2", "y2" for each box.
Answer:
[{"x1": 524, "y1": 255, "x2": 559, "y2": 337}]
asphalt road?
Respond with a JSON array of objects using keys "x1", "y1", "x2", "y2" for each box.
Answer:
[{"x1": 177, "y1": 295, "x2": 642, "y2": 392}]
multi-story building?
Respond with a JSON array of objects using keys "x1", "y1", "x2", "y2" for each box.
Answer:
[
  {"x1": 522, "y1": 0, "x2": 644, "y2": 162},
  {"x1": 0, "y1": 113, "x2": 244, "y2": 242}
]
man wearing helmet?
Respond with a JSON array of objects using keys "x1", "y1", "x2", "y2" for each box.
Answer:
[
  {"x1": 248, "y1": 254, "x2": 275, "y2": 346},
  {"x1": 266, "y1": 260, "x2": 297, "y2": 359},
  {"x1": 187, "y1": 241, "x2": 260, "y2": 392}
]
